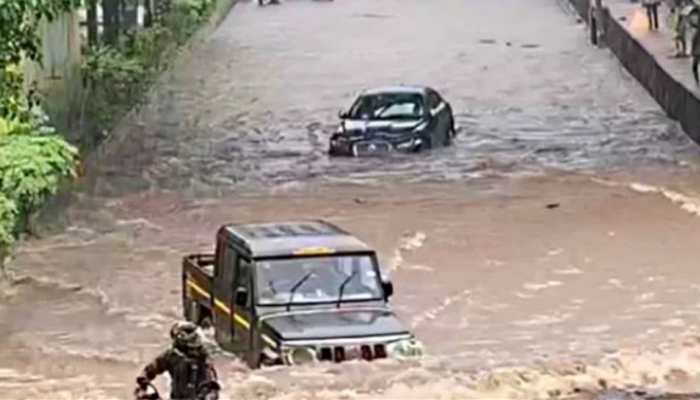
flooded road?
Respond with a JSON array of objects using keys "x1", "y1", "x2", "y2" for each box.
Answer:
[
  {"x1": 5, "y1": 0, "x2": 700, "y2": 399},
  {"x1": 90, "y1": 0, "x2": 696, "y2": 195}
]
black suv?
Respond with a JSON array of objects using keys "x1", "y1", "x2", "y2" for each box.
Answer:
[
  {"x1": 182, "y1": 220, "x2": 423, "y2": 368},
  {"x1": 329, "y1": 86, "x2": 456, "y2": 156}
]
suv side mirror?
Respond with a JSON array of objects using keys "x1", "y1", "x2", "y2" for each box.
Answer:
[
  {"x1": 338, "y1": 109, "x2": 348, "y2": 119},
  {"x1": 235, "y1": 287, "x2": 248, "y2": 307},
  {"x1": 382, "y1": 281, "x2": 394, "y2": 300}
]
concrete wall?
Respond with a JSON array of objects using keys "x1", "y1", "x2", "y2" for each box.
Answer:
[
  {"x1": 24, "y1": 11, "x2": 83, "y2": 138},
  {"x1": 567, "y1": 0, "x2": 700, "y2": 145}
]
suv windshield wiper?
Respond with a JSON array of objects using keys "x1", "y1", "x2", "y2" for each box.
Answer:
[
  {"x1": 336, "y1": 270, "x2": 358, "y2": 308},
  {"x1": 286, "y1": 271, "x2": 313, "y2": 311}
]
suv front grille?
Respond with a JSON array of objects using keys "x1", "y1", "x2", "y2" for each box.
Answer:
[{"x1": 318, "y1": 344, "x2": 387, "y2": 362}]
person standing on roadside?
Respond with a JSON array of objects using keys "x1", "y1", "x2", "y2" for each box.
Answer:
[
  {"x1": 643, "y1": 0, "x2": 662, "y2": 30},
  {"x1": 692, "y1": 27, "x2": 700, "y2": 85},
  {"x1": 671, "y1": 0, "x2": 689, "y2": 56}
]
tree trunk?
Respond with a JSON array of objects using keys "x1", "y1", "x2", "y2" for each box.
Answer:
[
  {"x1": 144, "y1": 0, "x2": 154, "y2": 27},
  {"x1": 103, "y1": 0, "x2": 120, "y2": 45},
  {"x1": 87, "y1": 0, "x2": 98, "y2": 46},
  {"x1": 121, "y1": 0, "x2": 138, "y2": 30}
]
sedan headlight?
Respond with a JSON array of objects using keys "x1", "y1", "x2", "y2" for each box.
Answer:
[
  {"x1": 282, "y1": 346, "x2": 318, "y2": 365},
  {"x1": 396, "y1": 138, "x2": 422, "y2": 150},
  {"x1": 412, "y1": 121, "x2": 429, "y2": 132},
  {"x1": 396, "y1": 138, "x2": 423, "y2": 150},
  {"x1": 386, "y1": 338, "x2": 424, "y2": 358},
  {"x1": 396, "y1": 140, "x2": 413, "y2": 150}
]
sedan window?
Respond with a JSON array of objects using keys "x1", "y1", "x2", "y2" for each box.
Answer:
[{"x1": 349, "y1": 93, "x2": 425, "y2": 120}]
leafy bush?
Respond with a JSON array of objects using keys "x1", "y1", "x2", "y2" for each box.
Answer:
[
  {"x1": 126, "y1": 25, "x2": 173, "y2": 70},
  {"x1": 0, "y1": 105, "x2": 57, "y2": 137},
  {"x1": 0, "y1": 0, "x2": 81, "y2": 270},
  {"x1": 83, "y1": 46, "x2": 148, "y2": 88},
  {"x1": 0, "y1": 194, "x2": 18, "y2": 252},
  {"x1": 0, "y1": 117, "x2": 33, "y2": 137},
  {"x1": 81, "y1": 45, "x2": 149, "y2": 130},
  {"x1": 0, "y1": 134, "x2": 78, "y2": 235},
  {"x1": 164, "y1": 0, "x2": 216, "y2": 43},
  {"x1": 0, "y1": 65, "x2": 26, "y2": 118},
  {"x1": 0, "y1": 0, "x2": 81, "y2": 119}
]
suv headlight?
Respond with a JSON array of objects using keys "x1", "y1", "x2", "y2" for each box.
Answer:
[
  {"x1": 282, "y1": 346, "x2": 318, "y2": 365},
  {"x1": 386, "y1": 338, "x2": 424, "y2": 358}
]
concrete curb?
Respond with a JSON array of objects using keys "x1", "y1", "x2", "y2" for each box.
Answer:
[{"x1": 568, "y1": 0, "x2": 700, "y2": 145}]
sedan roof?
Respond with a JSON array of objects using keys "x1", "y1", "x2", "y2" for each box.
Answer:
[{"x1": 361, "y1": 85, "x2": 429, "y2": 96}]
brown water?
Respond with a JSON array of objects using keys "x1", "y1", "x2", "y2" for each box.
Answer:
[{"x1": 5, "y1": 0, "x2": 700, "y2": 399}]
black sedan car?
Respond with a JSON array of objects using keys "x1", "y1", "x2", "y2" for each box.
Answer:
[{"x1": 329, "y1": 86, "x2": 456, "y2": 156}]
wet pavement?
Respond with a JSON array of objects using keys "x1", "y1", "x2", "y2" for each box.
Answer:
[{"x1": 5, "y1": 0, "x2": 700, "y2": 399}]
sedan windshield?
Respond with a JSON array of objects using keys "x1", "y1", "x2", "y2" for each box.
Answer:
[
  {"x1": 255, "y1": 255, "x2": 383, "y2": 305},
  {"x1": 348, "y1": 93, "x2": 424, "y2": 120}
]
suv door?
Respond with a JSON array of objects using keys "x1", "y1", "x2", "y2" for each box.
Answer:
[
  {"x1": 213, "y1": 242, "x2": 235, "y2": 350},
  {"x1": 231, "y1": 257, "x2": 254, "y2": 358}
]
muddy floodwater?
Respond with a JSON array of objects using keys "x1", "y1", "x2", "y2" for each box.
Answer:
[{"x1": 5, "y1": 0, "x2": 700, "y2": 399}]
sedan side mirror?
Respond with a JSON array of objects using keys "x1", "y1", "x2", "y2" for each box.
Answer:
[
  {"x1": 382, "y1": 281, "x2": 394, "y2": 300},
  {"x1": 235, "y1": 287, "x2": 248, "y2": 307}
]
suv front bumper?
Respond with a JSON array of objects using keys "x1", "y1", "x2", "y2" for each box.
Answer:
[{"x1": 263, "y1": 335, "x2": 424, "y2": 366}]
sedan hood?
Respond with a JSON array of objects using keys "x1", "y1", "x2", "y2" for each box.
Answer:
[
  {"x1": 263, "y1": 309, "x2": 409, "y2": 341},
  {"x1": 341, "y1": 119, "x2": 422, "y2": 135}
]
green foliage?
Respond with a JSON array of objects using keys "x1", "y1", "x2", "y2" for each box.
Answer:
[
  {"x1": 0, "y1": 0, "x2": 82, "y2": 118},
  {"x1": 0, "y1": 0, "x2": 82, "y2": 66},
  {"x1": 0, "y1": 194, "x2": 18, "y2": 251},
  {"x1": 83, "y1": 45, "x2": 147, "y2": 86},
  {"x1": 164, "y1": 0, "x2": 217, "y2": 43},
  {"x1": 0, "y1": 64, "x2": 26, "y2": 118},
  {"x1": 0, "y1": 0, "x2": 81, "y2": 267},
  {"x1": 0, "y1": 117, "x2": 32, "y2": 137},
  {"x1": 81, "y1": 45, "x2": 149, "y2": 130},
  {"x1": 0, "y1": 110, "x2": 77, "y2": 265},
  {"x1": 0, "y1": 134, "x2": 78, "y2": 219},
  {"x1": 126, "y1": 25, "x2": 173, "y2": 69},
  {"x1": 0, "y1": 105, "x2": 57, "y2": 137}
]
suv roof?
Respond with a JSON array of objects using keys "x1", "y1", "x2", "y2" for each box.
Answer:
[{"x1": 222, "y1": 220, "x2": 371, "y2": 258}]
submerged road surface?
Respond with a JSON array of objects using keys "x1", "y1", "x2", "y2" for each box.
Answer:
[{"x1": 4, "y1": 1, "x2": 700, "y2": 399}]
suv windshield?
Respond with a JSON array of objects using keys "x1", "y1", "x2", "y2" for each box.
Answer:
[
  {"x1": 255, "y1": 255, "x2": 383, "y2": 305},
  {"x1": 348, "y1": 93, "x2": 425, "y2": 120}
]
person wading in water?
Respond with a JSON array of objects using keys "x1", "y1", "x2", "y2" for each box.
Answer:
[{"x1": 135, "y1": 322, "x2": 220, "y2": 400}]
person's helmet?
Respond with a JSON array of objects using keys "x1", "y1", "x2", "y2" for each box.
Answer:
[{"x1": 170, "y1": 321, "x2": 202, "y2": 350}]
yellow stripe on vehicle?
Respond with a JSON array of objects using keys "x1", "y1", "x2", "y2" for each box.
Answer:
[
  {"x1": 233, "y1": 313, "x2": 250, "y2": 330},
  {"x1": 186, "y1": 280, "x2": 250, "y2": 331},
  {"x1": 187, "y1": 280, "x2": 211, "y2": 299},
  {"x1": 214, "y1": 299, "x2": 230, "y2": 314},
  {"x1": 261, "y1": 334, "x2": 276, "y2": 347}
]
